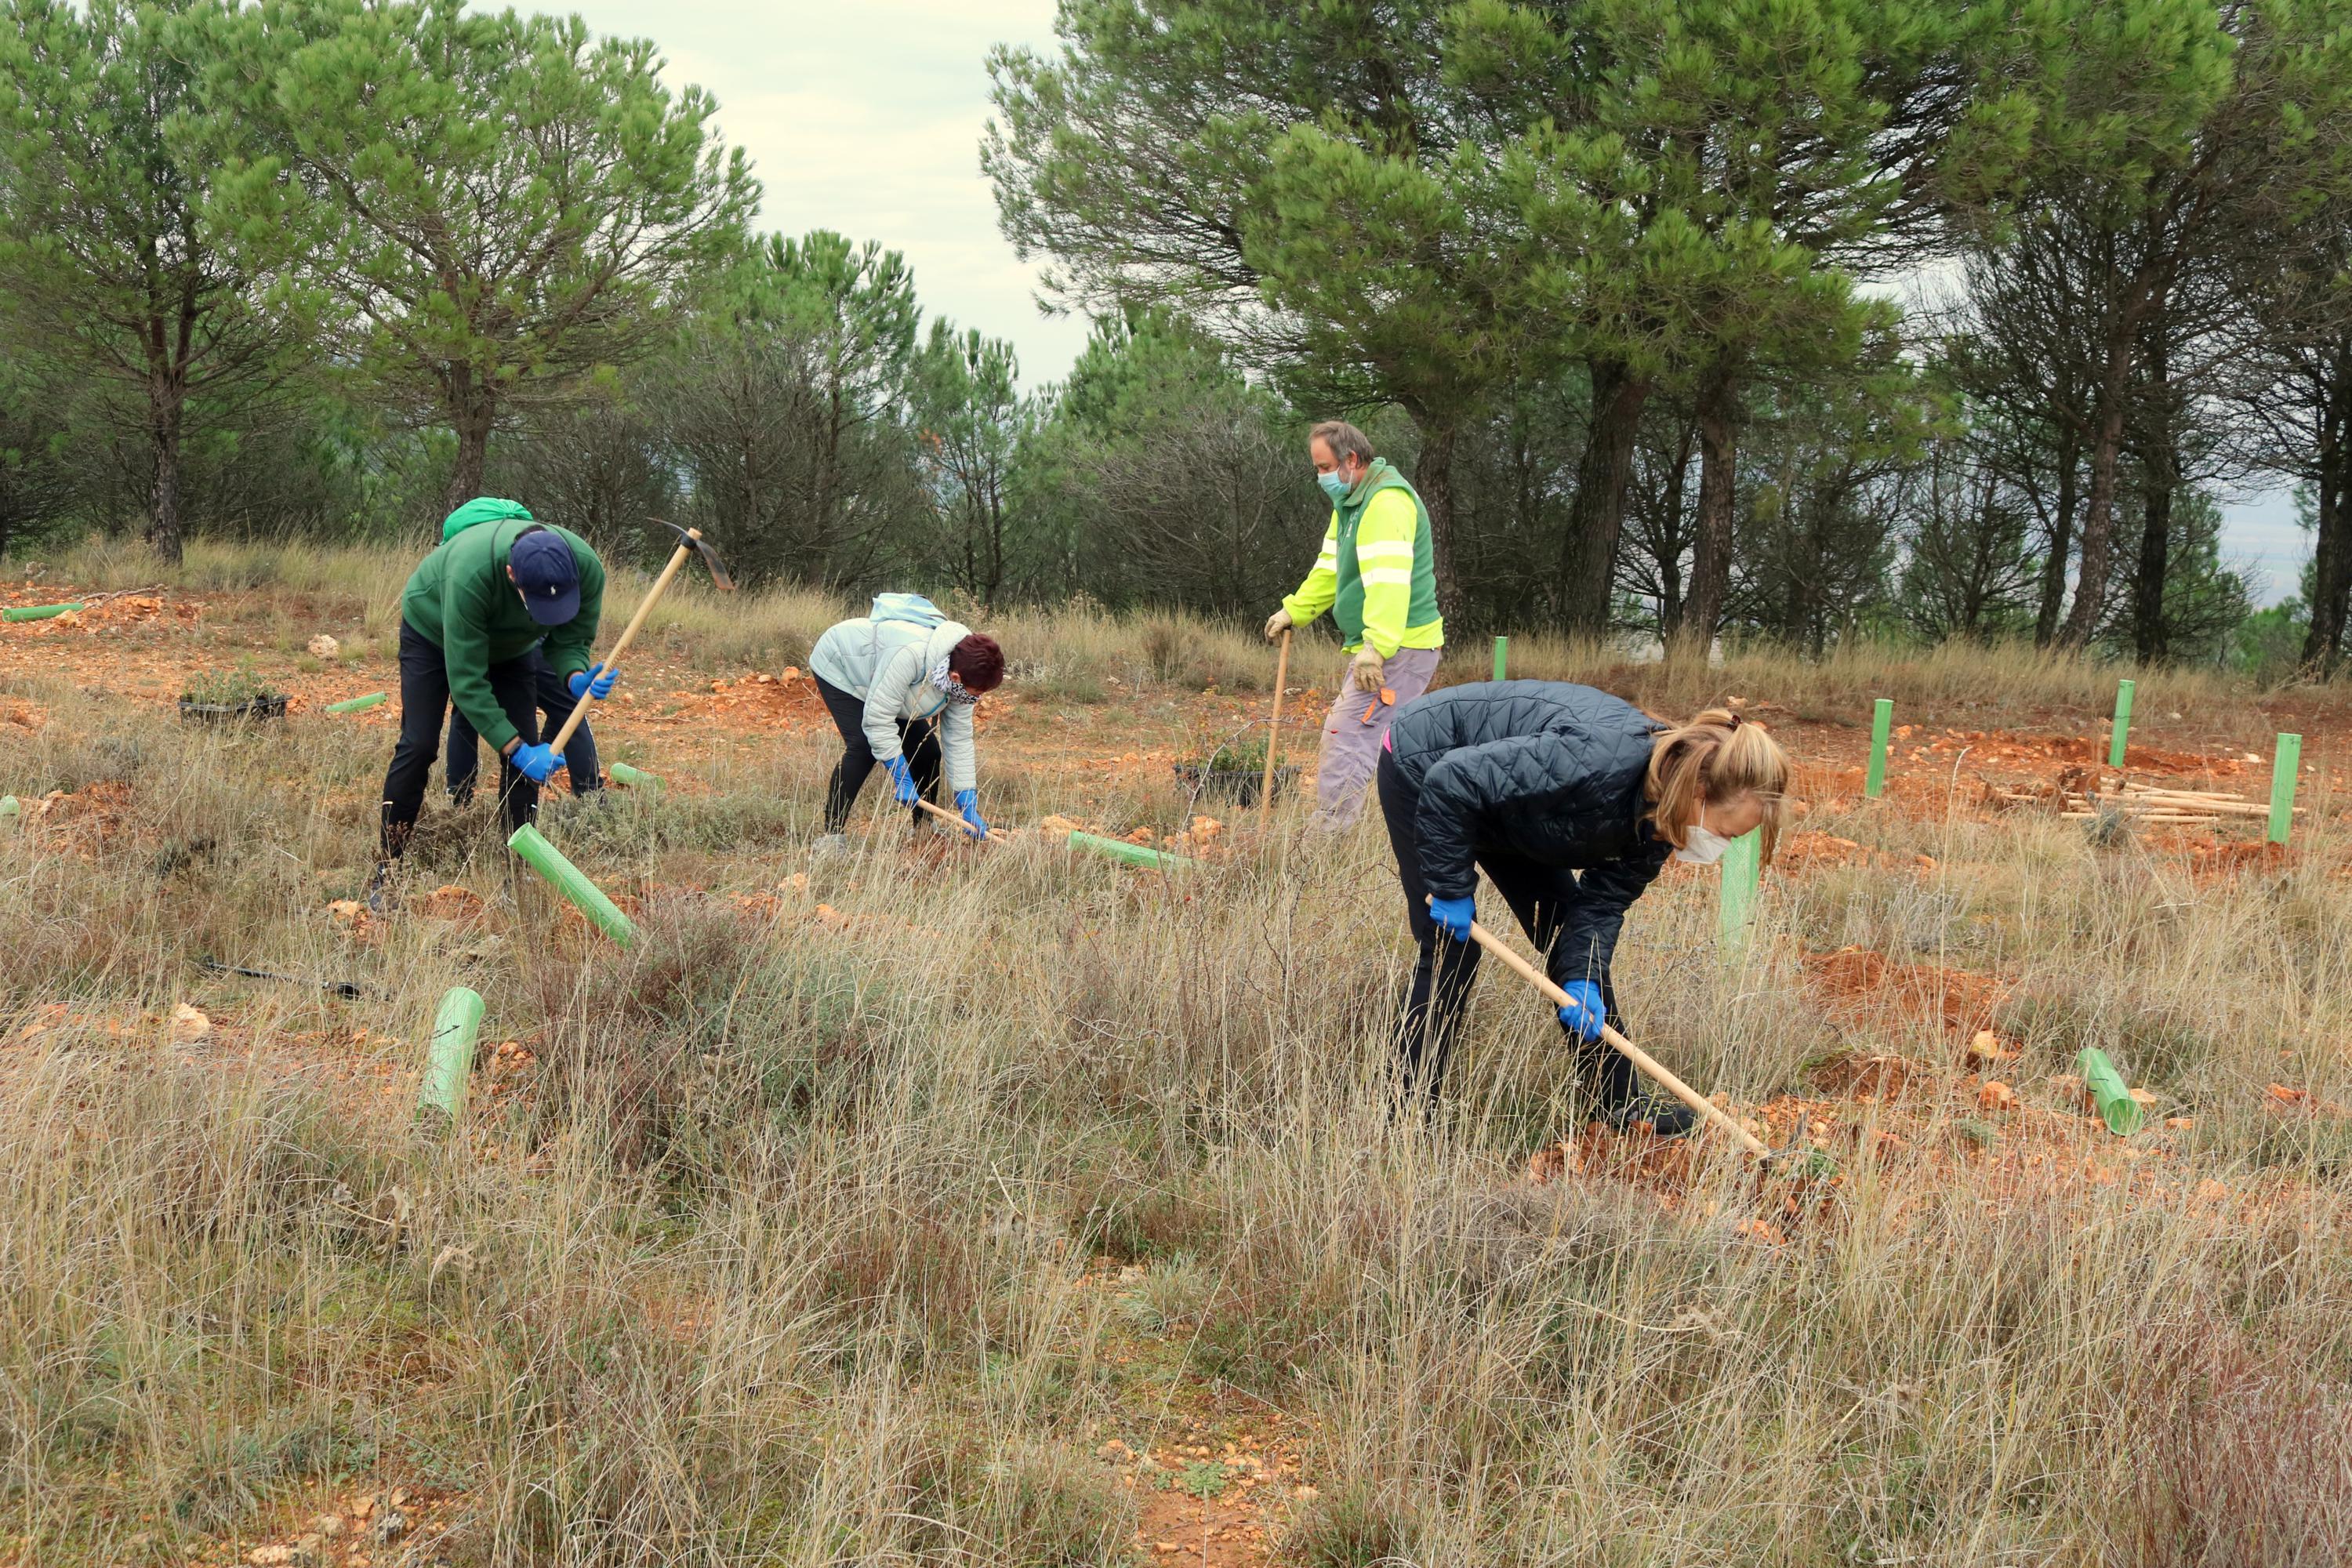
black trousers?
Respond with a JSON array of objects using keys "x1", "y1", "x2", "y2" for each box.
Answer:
[
  {"x1": 1377, "y1": 748, "x2": 1637, "y2": 1111},
  {"x1": 816, "y1": 673, "x2": 942, "y2": 832},
  {"x1": 380, "y1": 619, "x2": 542, "y2": 859},
  {"x1": 446, "y1": 655, "x2": 599, "y2": 802}
]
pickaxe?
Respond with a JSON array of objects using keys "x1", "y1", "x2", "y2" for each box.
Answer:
[{"x1": 544, "y1": 521, "x2": 732, "y2": 761}]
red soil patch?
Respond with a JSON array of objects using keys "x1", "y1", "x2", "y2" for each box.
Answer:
[{"x1": 1802, "y1": 946, "x2": 2009, "y2": 1037}]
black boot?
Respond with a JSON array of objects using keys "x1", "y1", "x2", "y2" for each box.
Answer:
[
  {"x1": 1604, "y1": 1095, "x2": 1698, "y2": 1138},
  {"x1": 1575, "y1": 1031, "x2": 1698, "y2": 1138}
]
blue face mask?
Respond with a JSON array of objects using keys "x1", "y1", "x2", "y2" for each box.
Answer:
[{"x1": 1316, "y1": 469, "x2": 1352, "y2": 503}]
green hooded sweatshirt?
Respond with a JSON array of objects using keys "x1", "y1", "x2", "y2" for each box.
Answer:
[{"x1": 400, "y1": 503, "x2": 604, "y2": 752}]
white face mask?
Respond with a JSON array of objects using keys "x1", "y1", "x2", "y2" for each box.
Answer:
[{"x1": 1675, "y1": 825, "x2": 1733, "y2": 866}]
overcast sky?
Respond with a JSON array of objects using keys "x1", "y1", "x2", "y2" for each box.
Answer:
[{"x1": 568, "y1": 0, "x2": 2310, "y2": 605}]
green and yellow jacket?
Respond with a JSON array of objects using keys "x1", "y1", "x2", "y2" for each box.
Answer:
[
  {"x1": 1279, "y1": 459, "x2": 1444, "y2": 656},
  {"x1": 399, "y1": 499, "x2": 604, "y2": 752}
]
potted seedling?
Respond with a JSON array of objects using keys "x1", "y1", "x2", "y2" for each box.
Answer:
[
  {"x1": 1173, "y1": 735, "x2": 1297, "y2": 806},
  {"x1": 180, "y1": 660, "x2": 289, "y2": 724}
]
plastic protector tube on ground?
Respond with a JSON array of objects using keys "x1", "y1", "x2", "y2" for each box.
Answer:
[
  {"x1": 325, "y1": 691, "x2": 387, "y2": 714},
  {"x1": 2077, "y1": 1047, "x2": 2143, "y2": 1134},
  {"x1": 1068, "y1": 830, "x2": 1197, "y2": 870},
  {"x1": 608, "y1": 762, "x2": 659, "y2": 790},
  {"x1": 419, "y1": 987, "x2": 485, "y2": 1120},
  {"x1": 2, "y1": 601, "x2": 82, "y2": 622},
  {"x1": 508, "y1": 822, "x2": 640, "y2": 946}
]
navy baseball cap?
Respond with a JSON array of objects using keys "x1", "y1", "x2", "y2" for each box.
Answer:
[{"x1": 507, "y1": 527, "x2": 579, "y2": 626}]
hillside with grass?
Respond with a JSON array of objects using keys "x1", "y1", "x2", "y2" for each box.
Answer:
[{"x1": 7, "y1": 552, "x2": 2352, "y2": 1565}]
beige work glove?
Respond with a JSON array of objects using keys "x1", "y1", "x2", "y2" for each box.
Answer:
[
  {"x1": 1349, "y1": 647, "x2": 1386, "y2": 692},
  {"x1": 1263, "y1": 607, "x2": 1293, "y2": 643}
]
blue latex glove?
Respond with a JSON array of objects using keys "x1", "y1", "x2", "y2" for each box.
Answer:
[
  {"x1": 1556, "y1": 979, "x2": 1606, "y2": 1043},
  {"x1": 567, "y1": 662, "x2": 617, "y2": 701},
  {"x1": 510, "y1": 742, "x2": 564, "y2": 782},
  {"x1": 1428, "y1": 895, "x2": 1477, "y2": 942},
  {"x1": 954, "y1": 787, "x2": 988, "y2": 839},
  {"x1": 884, "y1": 755, "x2": 920, "y2": 805}
]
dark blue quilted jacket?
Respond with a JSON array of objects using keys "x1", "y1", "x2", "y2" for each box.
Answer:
[{"x1": 1387, "y1": 681, "x2": 1671, "y2": 980}]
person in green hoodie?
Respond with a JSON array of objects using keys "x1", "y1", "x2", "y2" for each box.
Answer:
[
  {"x1": 368, "y1": 498, "x2": 609, "y2": 899},
  {"x1": 1263, "y1": 420, "x2": 1446, "y2": 829}
]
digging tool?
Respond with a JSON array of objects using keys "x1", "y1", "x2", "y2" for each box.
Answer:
[
  {"x1": 1455, "y1": 912, "x2": 1772, "y2": 1159},
  {"x1": 1261, "y1": 628, "x2": 1291, "y2": 811},
  {"x1": 543, "y1": 521, "x2": 734, "y2": 762},
  {"x1": 913, "y1": 795, "x2": 1003, "y2": 843}
]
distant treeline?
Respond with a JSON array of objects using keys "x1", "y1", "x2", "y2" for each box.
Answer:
[{"x1": 2, "y1": 1, "x2": 2349, "y2": 677}]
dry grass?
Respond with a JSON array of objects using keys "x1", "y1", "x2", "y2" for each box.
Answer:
[{"x1": 5, "y1": 568, "x2": 2352, "y2": 1564}]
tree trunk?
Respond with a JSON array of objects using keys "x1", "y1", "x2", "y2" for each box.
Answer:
[
  {"x1": 2129, "y1": 324, "x2": 2175, "y2": 663},
  {"x1": 2032, "y1": 427, "x2": 2078, "y2": 648},
  {"x1": 1676, "y1": 366, "x2": 1740, "y2": 659},
  {"x1": 1558, "y1": 358, "x2": 1650, "y2": 634},
  {"x1": 1654, "y1": 424, "x2": 1693, "y2": 644},
  {"x1": 1413, "y1": 420, "x2": 1460, "y2": 614},
  {"x1": 147, "y1": 386, "x2": 185, "y2": 568},
  {"x1": 445, "y1": 368, "x2": 497, "y2": 513},
  {"x1": 2303, "y1": 350, "x2": 2352, "y2": 675},
  {"x1": 2058, "y1": 305, "x2": 2142, "y2": 648}
]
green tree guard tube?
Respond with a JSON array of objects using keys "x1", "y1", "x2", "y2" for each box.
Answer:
[
  {"x1": 608, "y1": 762, "x2": 659, "y2": 790},
  {"x1": 2269, "y1": 732, "x2": 2302, "y2": 846},
  {"x1": 324, "y1": 691, "x2": 387, "y2": 714},
  {"x1": 0, "y1": 795, "x2": 18, "y2": 818},
  {"x1": 419, "y1": 986, "x2": 484, "y2": 1120},
  {"x1": 2077, "y1": 1047, "x2": 2143, "y2": 1134},
  {"x1": 1069, "y1": 830, "x2": 1197, "y2": 870},
  {"x1": 1719, "y1": 827, "x2": 1761, "y2": 953},
  {"x1": 2, "y1": 601, "x2": 83, "y2": 622},
  {"x1": 507, "y1": 823, "x2": 639, "y2": 946},
  {"x1": 1492, "y1": 636, "x2": 1508, "y2": 681},
  {"x1": 1865, "y1": 699, "x2": 1893, "y2": 798},
  {"x1": 2108, "y1": 679, "x2": 2134, "y2": 769}
]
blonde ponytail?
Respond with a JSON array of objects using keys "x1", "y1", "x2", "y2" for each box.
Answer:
[{"x1": 1646, "y1": 707, "x2": 1791, "y2": 861}]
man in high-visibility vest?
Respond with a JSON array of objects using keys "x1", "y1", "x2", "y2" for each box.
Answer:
[{"x1": 1265, "y1": 420, "x2": 1446, "y2": 829}]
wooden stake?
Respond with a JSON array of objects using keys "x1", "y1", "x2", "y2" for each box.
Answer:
[{"x1": 1261, "y1": 628, "x2": 1291, "y2": 812}]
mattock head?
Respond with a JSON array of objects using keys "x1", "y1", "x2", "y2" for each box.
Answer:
[{"x1": 655, "y1": 518, "x2": 735, "y2": 592}]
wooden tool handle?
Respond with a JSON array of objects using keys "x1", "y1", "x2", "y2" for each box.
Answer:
[
  {"x1": 1463, "y1": 918, "x2": 1769, "y2": 1156},
  {"x1": 1261, "y1": 629, "x2": 1290, "y2": 812},
  {"x1": 914, "y1": 795, "x2": 1002, "y2": 842},
  {"x1": 544, "y1": 532, "x2": 698, "y2": 757}
]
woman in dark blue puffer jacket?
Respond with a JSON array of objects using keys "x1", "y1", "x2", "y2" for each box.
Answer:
[{"x1": 1378, "y1": 682, "x2": 1789, "y2": 1131}]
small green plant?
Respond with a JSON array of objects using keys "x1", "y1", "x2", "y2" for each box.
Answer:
[
  {"x1": 1163, "y1": 1459, "x2": 1229, "y2": 1500},
  {"x1": 1193, "y1": 735, "x2": 1269, "y2": 772},
  {"x1": 180, "y1": 660, "x2": 282, "y2": 706}
]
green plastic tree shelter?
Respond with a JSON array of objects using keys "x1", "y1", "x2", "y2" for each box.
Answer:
[
  {"x1": 2, "y1": 601, "x2": 82, "y2": 622},
  {"x1": 418, "y1": 987, "x2": 484, "y2": 1120},
  {"x1": 608, "y1": 762, "x2": 660, "y2": 790},
  {"x1": 323, "y1": 691, "x2": 387, "y2": 714},
  {"x1": 507, "y1": 823, "x2": 639, "y2": 946},
  {"x1": 1068, "y1": 830, "x2": 1198, "y2": 870},
  {"x1": 2108, "y1": 679, "x2": 2135, "y2": 769},
  {"x1": 1719, "y1": 828, "x2": 1762, "y2": 953},
  {"x1": 1865, "y1": 699, "x2": 1893, "y2": 798},
  {"x1": 2077, "y1": 1048, "x2": 2143, "y2": 1135},
  {"x1": 1492, "y1": 636, "x2": 1508, "y2": 681},
  {"x1": 2269, "y1": 732, "x2": 2302, "y2": 845}
]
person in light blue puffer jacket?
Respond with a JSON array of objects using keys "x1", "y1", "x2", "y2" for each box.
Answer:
[{"x1": 808, "y1": 597, "x2": 1005, "y2": 849}]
